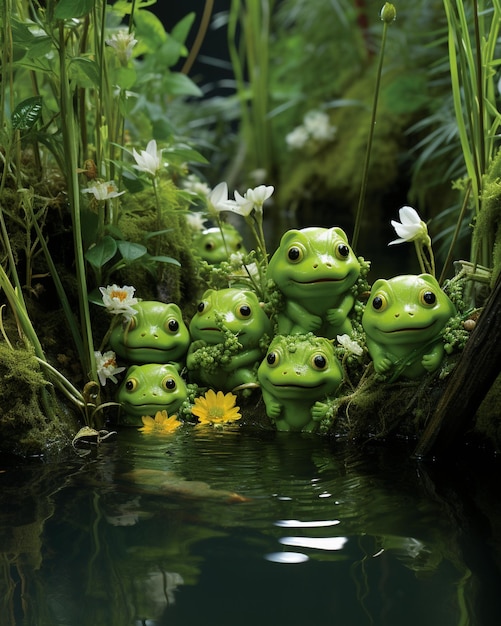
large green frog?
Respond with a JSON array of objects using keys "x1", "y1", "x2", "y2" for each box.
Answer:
[
  {"x1": 117, "y1": 363, "x2": 188, "y2": 424},
  {"x1": 187, "y1": 287, "x2": 272, "y2": 391},
  {"x1": 192, "y1": 223, "x2": 247, "y2": 265},
  {"x1": 267, "y1": 227, "x2": 361, "y2": 338},
  {"x1": 362, "y1": 274, "x2": 456, "y2": 380},
  {"x1": 109, "y1": 301, "x2": 190, "y2": 369},
  {"x1": 257, "y1": 333, "x2": 343, "y2": 432}
]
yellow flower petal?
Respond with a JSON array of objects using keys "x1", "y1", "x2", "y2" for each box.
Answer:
[
  {"x1": 191, "y1": 389, "x2": 242, "y2": 426},
  {"x1": 139, "y1": 410, "x2": 181, "y2": 435}
]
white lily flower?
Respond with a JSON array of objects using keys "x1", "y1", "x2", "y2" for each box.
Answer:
[
  {"x1": 100, "y1": 284, "x2": 138, "y2": 320},
  {"x1": 232, "y1": 190, "x2": 255, "y2": 217},
  {"x1": 233, "y1": 185, "x2": 274, "y2": 216},
  {"x1": 105, "y1": 30, "x2": 137, "y2": 65},
  {"x1": 132, "y1": 139, "x2": 163, "y2": 178},
  {"x1": 337, "y1": 334, "x2": 363, "y2": 356},
  {"x1": 389, "y1": 206, "x2": 430, "y2": 246},
  {"x1": 82, "y1": 180, "x2": 126, "y2": 201},
  {"x1": 206, "y1": 182, "x2": 238, "y2": 215},
  {"x1": 95, "y1": 350, "x2": 125, "y2": 386}
]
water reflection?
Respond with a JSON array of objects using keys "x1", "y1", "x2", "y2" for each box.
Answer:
[{"x1": 0, "y1": 427, "x2": 500, "y2": 625}]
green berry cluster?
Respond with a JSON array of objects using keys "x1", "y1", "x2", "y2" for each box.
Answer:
[{"x1": 442, "y1": 314, "x2": 471, "y2": 354}]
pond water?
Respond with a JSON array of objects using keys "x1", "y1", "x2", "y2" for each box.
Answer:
[{"x1": 1, "y1": 426, "x2": 500, "y2": 626}]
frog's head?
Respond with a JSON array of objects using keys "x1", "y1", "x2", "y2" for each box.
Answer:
[
  {"x1": 109, "y1": 301, "x2": 190, "y2": 364},
  {"x1": 267, "y1": 227, "x2": 361, "y2": 298},
  {"x1": 257, "y1": 334, "x2": 343, "y2": 400},
  {"x1": 189, "y1": 288, "x2": 272, "y2": 347},
  {"x1": 117, "y1": 363, "x2": 188, "y2": 418},
  {"x1": 362, "y1": 274, "x2": 456, "y2": 345},
  {"x1": 193, "y1": 223, "x2": 247, "y2": 264}
]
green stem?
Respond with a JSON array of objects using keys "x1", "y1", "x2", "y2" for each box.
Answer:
[{"x1": 352, "y1": 19, "x2": 389, "y2": 252}]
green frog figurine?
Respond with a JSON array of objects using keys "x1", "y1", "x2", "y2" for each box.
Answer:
[
  {"x1": 109, "y1": 301, "x2": 190, "y2": 369},
  {"x1": 257, "y1": 333, "x2": 343, "y2": 432},
  {"x1": 187, "y1": 287, "x2": 272, "y2": 391},
  {"x1": 193, "y1": 223, "x2": 247, "y2": 265},
  {"x1": 267, "y1": 227, "x2": 361, "y2": 339},
  {"x1": 362, "y1": 273, "x2": 456, "y2": 380},
  {"x1": 117, "y1": 363, "x2": 188, "y2": 424}
]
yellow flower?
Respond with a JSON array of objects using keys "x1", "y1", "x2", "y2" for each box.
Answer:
[
  {"x1": 192, "y1": 389, "x2": 242, "y2": 425},
  {"x1": 139, "y1": 410, "x2": 181, "y2": 435}
]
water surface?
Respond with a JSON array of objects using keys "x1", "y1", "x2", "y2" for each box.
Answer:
[{"x1": 1, "y1": 426, "x2": 500, "y2": 626}]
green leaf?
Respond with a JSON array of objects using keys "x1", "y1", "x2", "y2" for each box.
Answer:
[
  {"x1": 117, "y1": 241, "x2": 147, "y2": 262},
  {"x1": 54, "y1": 0, "x2": 94, "y2": 20},
  {"x1": 69, "y1": 57, "x2": 100, "y2": 87},
  {"x1": 12, "y1": 96, "x2": 43, "y2": 131},
  {"x1": 171, "y1": 13, "x2": 196, "y2": 46},
  {"x1": 115, "y1": 66, "x2": 137, "y2": 90},
  {"x1": 85, "y1": 236, "x2": 118, "y2": 269},
  {"x1": 134, "y1": 10, "x2": 168, "y2": 52},
  {"x1": 111, "y1": 0, "x2": 157, "y2": 16},
  {"x1": 149, "y1": 255, "x2": 181, "y2": 267},
  {"x1": 164, "y1": 143, "x2": 208, "y2": 166},
  {"x1": 163, "y1": 72, "x2": 203, "y2": 97}
]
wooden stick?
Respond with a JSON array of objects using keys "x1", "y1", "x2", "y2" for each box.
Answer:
[{"x1": 413, "y1": 273, "x2": 501, "y2": 458}]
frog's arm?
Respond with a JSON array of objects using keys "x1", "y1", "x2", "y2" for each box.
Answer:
[
  {"x1": 366, "y1": 338, "x2": 395, "y2": 375},
  {"x1": 326, "y1": 293, "x2": 355, "y2": 326},
  {"x1": 421, "y1": 342, "x2": 445, "y2": 372},
  {"x1": 311, "y1": 400, "x2": 331, "y2": 422},
  {"x1": 261, "y1": 388, "x2": 283, "y2": 420},
  {"x1": 285, "y1": 300, "x2": 322, "y2": 332}
]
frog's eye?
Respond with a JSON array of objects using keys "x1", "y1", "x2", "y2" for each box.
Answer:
[
  {"x1": 162, "y1": 376, "x2": 177, "y2": 391},
  {"x1": 235, "y1": 242, "x2": 242, "y2": 250},
  {"x1": 167, "y1": 318, "x2": 180, "y2": 333},
  {"x1": 335, "y1": 243, "x2": 350, "y2": 259},
  {"x1": 236, "y1": 304, "x2": 252, "y2": 319},
  {"x1": 420, "y1": 289, "x2": 437, "y2": 306},
  {"x1": 204, "y1": 240, "x2": 215, "y2": 251},
  {"x1": 266, "y1": 351, "x2": 279, "y2": 367},
  {"x1": 311, "y1": 353, "x2": 328, "y2": 370},
  {"x1": 197, "y1": 300, "x2": 210, "y2": 314},
  {"x1": 287, "y1": 245, "x2": 304, "y2": 263},
  {"x1": 371, "y1": 293, "x2": 388, "y2": 311},
  {"x1": 124, "y1": 377, "x2": 138, "y2": 392}
]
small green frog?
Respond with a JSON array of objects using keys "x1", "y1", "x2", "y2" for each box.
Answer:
[
  {"x1": 109, "y1": 301, "x2": 190, "y2": 369},
  {"x1": 257, "y1": 334, "x2": 343, "y2": 432},
  {"x1": 362, "y1": 273, "x2": 456, "y2": 380},
  {"x1": 193, "y1": 223, "x2": 247, "y2": 265},
  {"x1": 117, "y1": 363, "x2": 188, "y2": 424},
  {"x1": 267, "y1": 227, "x2": 361, "y2": 338},
  {"x1": 187, "y1": 287, "x2": 272, "y2": 391}
]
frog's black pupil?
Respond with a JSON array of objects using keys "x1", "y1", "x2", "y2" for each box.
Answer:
[
  {"x1": 168, "y1": 319, "x2": 179, "y2": 331},
  {"x1": 165, "y1": 378, "x2": 176, "y2": 390},
  {"x1": 423, "y1": 291, "x2": 436, "y2": 305},
  {"x1": 288, "y1": 247, "x2": 300, "y2": 261},
  {"x1": 267, "y1": 352, "x2": 276, "y2": 365},
  {"x1": 205, "y1": 241, "x2": 214, "y2": 250},
  {"x1": 338, "y1": 244, "x2": 349, "y2": 257},
  {"x1": 314, "y1": 355, "x2": 327, "y2": 369},
  {"x1": 240, "y1": 305, "x2": 251, "y2": 317},
  {"x1": 197, "y1": 302, "x2": 205, "y2": 312},
  {"x1": 236, "y1": 242, "x2": 242, "y2": 250},
  {"x1": 125, "y1": 380, "x2": 134, "y2": 390},
  {"x1": 373, "y1": 296, "x2": 383, "y2": 310}
]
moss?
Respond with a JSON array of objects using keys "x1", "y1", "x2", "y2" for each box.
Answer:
[
  {"x1": 0, "y1": 343, "x2": 75, "y2": 456},
  {"x1": 476, "y1": 148, "x2": 501, "y2": 285}
]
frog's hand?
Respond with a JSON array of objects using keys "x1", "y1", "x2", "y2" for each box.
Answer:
[
  {"x1": 261, "y1": 390, "x2": 282, "y2": 419},
  {"x1": 285, "y1": 301, "x2": 322, "y2": 332},
  {"x1": 326, "y1": 294, "x2": 355, "y2": 326},
  {"x1": 373, "y1": 356, "x2": 393, "y2": 375},
  {"x1": 311, "y1": 401, "x2": 329, "y2": 422},
  {"x1": 224, "y1": 348, "x2": 263, "y2": 370},
  {"x1": 421, "y1": 344, "x2": 445, "y2": 372}
]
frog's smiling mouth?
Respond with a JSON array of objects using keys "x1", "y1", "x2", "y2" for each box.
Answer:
[
  {"x1": 292, "y1": 278, "x2": 341, "y2": 284},
  {"x1": 379, "y1": 321, "x2": 436, "y2": 333},
  {"x1": 271, "y1": 382, "x2": 326, "y2": 389}
]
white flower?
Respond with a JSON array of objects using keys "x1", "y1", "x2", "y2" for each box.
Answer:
[
  {"x1": 389, "y1": 206, "x2": 430, "y2": 246},
  {"x1": 206, "y1": 182, "x2": 238, "y2": 214},
  {"x1": 132, "y1": 139, "x2": 163, "y2": 177},
  {"x1": 185, "y1": 211, "x2": 208, "y2": 232},
  {"x1": 233, "y1": 185, "x2": 274, "y2": 216},
  {"x1": 95, "y1": 350, "x2": 125, "y2": 386},
  {"x1": 182, "y1": 174, "x2": 211, "y2": 196},
  {"x1": 106, "y1": 30, "x2": 137, "y2": 65},
  {"x1": 82, "y1": 180, "x2": 126, "y2": 201},
  {"x1": 303, "y1": 110, "x2": 336, "y2": 142},
  {"x1": 100, "y1": 284, "x2": 138, "y2": 319},
  {"x1": 286, "y1": 125, "x2": 309, "y2": 150},
  {"x1": 337, "y1": 334, "x2": 363, "y2": 356}
]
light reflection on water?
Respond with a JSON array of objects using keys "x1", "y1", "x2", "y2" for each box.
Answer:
[{"x1": 1, "y1": 426, "x2": 500, "y2": 626}]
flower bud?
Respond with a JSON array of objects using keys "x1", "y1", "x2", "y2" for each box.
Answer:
[{"x1": 380, "y1": 3, "x2": 396, "y2": 23}]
